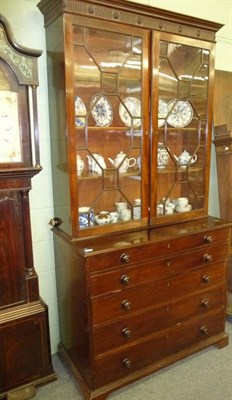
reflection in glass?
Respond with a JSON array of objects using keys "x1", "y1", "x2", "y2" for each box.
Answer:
[
  {"x1": 157, "y1": 40, "x2": 210, "y2": 216},
  {"x1": 73, "y1": 26, "x2": 142, "y2": 228}
]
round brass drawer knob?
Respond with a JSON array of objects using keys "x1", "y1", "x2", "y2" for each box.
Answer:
[
  {"x1": 202, "y1": 275, "x2": 211, "y2": 284},
  {"x1": 122, "y1": 300, "x2": 131, "y2": 310},
  {"x1": 120, "y1": 253, "x2": 130, "y2": 263},
  {"x1": 122, "y1": 358, "x2": 132, "y2": 368},
  {"x1": 203, "y1": 253, "x2": 213, "y2": 262},
  {"x1": 201, "y1": 299, "x2": 209, "y2": 308},
  {"x1": 200, "y1": 326, "x2": 208, "y2": 335},
  {"x1": 204, "y1": 235, "x2": 213, "y2": 243},
  {"x1": 121, "y1": 275, "x2": 131, "y2": 285},
  {"x1": 122, "y1": 328, "x2": 131, "y2": 338}
]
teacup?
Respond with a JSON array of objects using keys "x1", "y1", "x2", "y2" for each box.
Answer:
[
  {"x1": 110, "y1": 211, "x2": 119, "y2": 223},
  {"x1": 176, "y1": 197, "x2": 189, "y2": 208},
  {"x1": 95, "y1": 211, "x2": 111, "y2": 225},
  {"x1": 79, "y1": 207, "x2": 94, "y2": 228}
]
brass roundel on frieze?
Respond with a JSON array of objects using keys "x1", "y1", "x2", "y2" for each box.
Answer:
[
  {"x1": 196, "y1": 29, "x2": 201, "y2": 37},
  {"x1": 113, "y1": 11, "x2": 119, "y2": 20},
  {"x1": 178, "y1": 25, "x2": 182, "y2": 33},
  {"x1": 88, "y1": 6, "x2": 94, "y2": 14}
]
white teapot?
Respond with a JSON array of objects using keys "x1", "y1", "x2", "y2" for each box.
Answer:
[
  {"x1": 86, "y1": 153, "x2": 106, "y2": 175},
  {"x1": 174, "y1": 150, "x2": 197, "y2": 166},
  {"x1": 76, "y1": 155, "x2": 84, "y2": 176},
  {"x1": 108, "y1": 151, "x2": 136, "y2": 174}
]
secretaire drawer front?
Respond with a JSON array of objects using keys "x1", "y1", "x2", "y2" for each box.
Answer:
[
  {"x1": 90, "y1": 244, "x2": 228, "y2": 297},
  {"x1": 92, "y1": 285, "x2": 225, "y2": 355},
  {"x1": 91, "y1": 262, "x2": 227, "y2": 325},
  {"x1": 87, "y1": 228, "x2": 229, "y2": 273},
  {"x1": 93, "y1": 310, "x2": 225, "y2": 387}
]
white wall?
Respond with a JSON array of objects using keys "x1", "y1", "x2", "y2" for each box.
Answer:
[{"x1": 0, "y1": 0, "x2": 231, "y2": 354}]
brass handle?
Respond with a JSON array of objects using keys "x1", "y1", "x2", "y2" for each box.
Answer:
[
  {"x1": 204, "y1": 235, "x2": 213, "y2": 243},
  {"x1": 122, "y1": 358, "x2": 132, "y2": 368},
  {"x1": 49, "y1": 217, "x2": 63, "y2": 227},
  {"x1": 203, "y1": 253, "x2": 213, "y2": 262},
  {"x1": 120, "y1": 253, "x2": 130, "y2": 263},
  {"x1": 201, "y1": 299, "x2": 209, "y2": 308},
  {"x1": 200, "y1": 326, "x2": 208, "y2": 335},
  {"x1": 202, "y1": 275, "x2": 211, "y2": 283},
  {"x1": 121, "y1": 275, "x2": 131, "y2": 285},
  {"x1": 122, "y1": 300, "x2": 131, "y2": 310},
  {"x1": 122, "y1": 328, "x2": 131, "y2": 338}
]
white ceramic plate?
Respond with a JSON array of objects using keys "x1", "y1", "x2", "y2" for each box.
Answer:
[
  {"x1": 91, "y1": 94, "x2": 113, "y2": 127},
  {"x1": 158, "y1": 99, "x2": 168, "y2": 127},
  {"x1": 75, "y1": 96, "x2": 86, "y2": 127},
  {"x1": 119, "y1": 97, "x2": 141, "y2": 128},
  {"x1": 167, "y1": 99, "x2": 193, "y2": 128}
]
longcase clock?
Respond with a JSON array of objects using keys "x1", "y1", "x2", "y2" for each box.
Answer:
[{"x1": 0, "y1": 15, "x2": 56, "y2": 399}]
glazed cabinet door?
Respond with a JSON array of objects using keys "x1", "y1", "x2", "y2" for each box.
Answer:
[
  {"x1": 64, "y1": 15, "x2": 150, "y2": 237},
  {"x1": 150, "y1": 32, "x2": 215, "y2": 224}
]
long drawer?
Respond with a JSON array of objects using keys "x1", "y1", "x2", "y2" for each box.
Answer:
[
  {"x1": 90, "y1": 244, "x2": 228, "y2": 298},
  {"x1": 91, "y1": 262, "x2": 227, "y2": 325},
  {"x1": 92, "y1": 285, "x2": 225, "y2": 355},
  {"x1": 93, "y1": 310, "x2": 225, "y2": 387},
  {"x1": 87, "y1": 228, "x2": 229, "y2": 273}
]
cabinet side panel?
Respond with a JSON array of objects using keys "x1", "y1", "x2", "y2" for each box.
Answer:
[
  {"x1": 45, "y1": 17, "x2": 71, "y2": 235},
  {"x1": 53, "y1": 234, "x2": 91, "y2": 384}
]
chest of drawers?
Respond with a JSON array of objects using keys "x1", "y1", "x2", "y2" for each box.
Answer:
[{"x1": 54, "y1": 217, "x2": 230, "y2": 399}]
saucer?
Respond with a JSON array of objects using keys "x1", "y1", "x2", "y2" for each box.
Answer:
[{"x1": 175, "y1": 204, "x2": 192, "y2": 212}]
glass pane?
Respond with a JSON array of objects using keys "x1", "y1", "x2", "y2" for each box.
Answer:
[
  {"x1": 155, "y1": 40, "x2": 210, "y2": 218},
  {"x1": 73, "y1": 26, "x2": 142, "y2": 231}
]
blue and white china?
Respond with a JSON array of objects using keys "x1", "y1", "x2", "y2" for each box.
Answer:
[
  {"x1": 91, "y1": 94, "x2": 113, "y2": 126},
  {"x1": 76, "y1": 155, "x2": 84, "y2": 176},
  {"x1": 79, "y1": 207, "x2": 94, "y2": 228},
  {"x1": 173, "y1": 150, "x2": 197, "y2": 166},
  {"x1": 75, "y1": 96, "x2": 86, "y2": 127},
  {"x1": 119, "y1": 96, "x2": 141, "y2": 128},
  {"x1": 86, "y1": 153, "x2": 106, "y2": 175},
  {"x1": 157, "y1": 143, "x2": 169, "y2": 168}
]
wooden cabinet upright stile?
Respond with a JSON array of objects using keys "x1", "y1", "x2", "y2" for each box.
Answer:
[{"x1": 37, "y1": 1, "x2": 231, "y2": 399}]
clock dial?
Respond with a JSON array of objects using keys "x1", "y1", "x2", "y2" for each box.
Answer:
[
  {"x1": 167, "y1": 99, "x2": 193, "y2": 128},
  {"x1": 0, "y1": 91, "x2": 22, "y2": 163}
]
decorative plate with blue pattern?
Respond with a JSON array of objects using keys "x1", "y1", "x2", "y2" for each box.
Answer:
[{"x1": 91, "y1": 94, "x2": 113, "y2": 127}]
